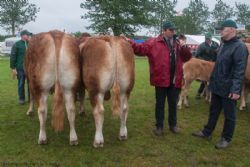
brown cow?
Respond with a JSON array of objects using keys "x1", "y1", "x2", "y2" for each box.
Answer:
[
  {"x1": 239, "y1": 43, "x2": 250, "y2": 110},
  {"x1": 25, "y1": 30, "x2": 81, "y2": 145},
  {"x1": 242, "y1": 37, "x2": 250, "y2": 43},
  {"x1": 79, "y1": 36, "x2": 134, "y2": 148},
  {"x1": 177, "y1": 58, "x2": 215, "y2": 109}
]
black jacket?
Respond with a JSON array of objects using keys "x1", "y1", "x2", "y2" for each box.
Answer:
[
  {"x1": 195, "y1": 40, "x2": 219, "y2": 62},
  {"x1": 209, "y1": 37, "x2": 249, "y2": 97}
]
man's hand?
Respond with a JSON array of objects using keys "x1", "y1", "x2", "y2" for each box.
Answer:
[
  {"x1": 179, "y1": 39, "x2": 186, "y2": 47},
  {"x1": 11, "y1": 69, "x2": 17, "y2": 79},
  {"x1": 228, "y1": 93, "x2": 240, "y2": 100},
  {"x1": 120, "y1": 34, "x2": 130, "y2": 41}
]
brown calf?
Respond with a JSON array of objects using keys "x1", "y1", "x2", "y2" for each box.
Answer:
[
  {"x1": 79, "y1": 36, "x2": 135, "y2": 148},
  {"x1": 25, "y1": 30, "x2": 81, "y2": 145},
  {"x1": 239, "y1": 43, "x2": 250, "y2": 110},
  {"x1": 177, "y1": 58, "x2": 215, "y2": 109}
]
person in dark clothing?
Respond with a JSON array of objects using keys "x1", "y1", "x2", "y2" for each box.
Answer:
[
  {"x1": 192, "y1": 20, "x2": 249, "y2": 149},
  {"x1": 10, "y1": 30, "x2": 32, "y2": 104},
  {"x1": 123, "y1": 21, "x2": 192, "y2": 136},
  {"x1": 195, "y1": 32, "x2": 219, "y2": 99}
]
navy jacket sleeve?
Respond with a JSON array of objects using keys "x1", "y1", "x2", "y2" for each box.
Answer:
[{"x1": 230, "y1": 44, "x2": 249, "y2": 94}]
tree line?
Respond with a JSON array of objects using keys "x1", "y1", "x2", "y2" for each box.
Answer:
[
  {"x1": 0, "y1": 0, "x2": 249, "y2": 36},
  {"x1": 81, "y1": 0, "x2": 250, "y2": 36}
]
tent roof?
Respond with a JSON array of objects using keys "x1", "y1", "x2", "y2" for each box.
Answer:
[{"x1": 185, "y1": 35, "x2": 220, "y2": 45}]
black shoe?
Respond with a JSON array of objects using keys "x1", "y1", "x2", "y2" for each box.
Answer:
[
  {"x1": 153, "y1": 128, "x2": 164, "y2": 136},
  {"x1": 192, "y1": 131, "x2": 211, "y2": 140},
  {"x1": 169, "y1": 126, "x2": 179, "y2": 134},
  {"x1": 195, "y1": 94, "x2": 201, "y2": 99},
  {"x1": 215, "y1": 138, "x2": 230, "y2": 149},
  {"x1": 19, "y1": 100, "x2": 25, "y2": 105}
]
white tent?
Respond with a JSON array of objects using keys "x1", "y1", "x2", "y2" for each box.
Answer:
[
  {"x1": 1, "y1": 37, "x2": 20, "y2": 55},
  {"x1": 185, "y1": 35, "x2": 220, "y2": 45}
]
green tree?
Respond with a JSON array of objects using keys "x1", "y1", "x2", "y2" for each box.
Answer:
[
  {"x1": 246, "y1": 25, "x2": 250, "y2": 31},
  {"x1": 149, "y1": 0, "x2": 177, "y2": 34},
  {"x1": 211, "y1": 0, "x2": 234, "y2": 26},
  {"x1": 80, "y1": 0, "x2": 152, "y2": 36},
  {"x1": 235, "y1": 2, "x2": 250, "y2": 25},
  {"x1": 0, "y1": 34, "x2": 12, "y2": 42},
  {"x1": 173, "y1": 15, "x2": 196, "y2": 34},
  {"x1": 72, "y1": 31, "x2": 83, "y2": 38},
  {"x1": 0, "y1": 0, "x2": 39, "y2": 36},
  {"x1": 182, "y1": 0, "x2": 210, "y2": 34}
]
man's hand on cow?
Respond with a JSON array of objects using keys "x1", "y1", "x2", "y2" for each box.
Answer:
[
  {"x1": 120, "y1": 34, "x2": 130, "y2": 41},
  {"x1": 228, "y1": 93, "x2": 240, "y2": 100},
  {"x1": 179, "y1": 39, "x2": 186, "y2": 47},
  {"x1": 11, "y1": 69, "x2": 17, "y2": 79}
]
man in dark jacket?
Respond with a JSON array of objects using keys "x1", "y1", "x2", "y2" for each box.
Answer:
[
  {"x1": 195, "y1": 32, "x2": 219, "y2": 99},
  {"x1": 192, "y1": 20, "x2": 249, "y2": 149},
  {"x1": 126, "y1": 21, "x2": 192, "y2": 136},
  {"x1": 10, "y1": 30, "x2": 32, "y2": 104}
]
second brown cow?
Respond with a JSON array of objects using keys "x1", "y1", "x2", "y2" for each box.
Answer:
[{"x1": 79, "y1": 36, "x2": 135, "y2": 148}]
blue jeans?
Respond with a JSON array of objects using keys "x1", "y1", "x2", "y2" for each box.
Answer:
[
  {"x1": 17, "y1": 69, "x2": 26, "y2": 101},
  {"x1": 202, "y1": 93, "x2": 237, "y2": 142}
]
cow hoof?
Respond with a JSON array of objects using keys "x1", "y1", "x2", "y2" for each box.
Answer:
[
  {"x1": 240, "y1": 107, "x2": 247, "y2": 111},
  {"x1": 177, "y1": 106, "x2": 182, "y2": 110},
  {"x1": 79, "y1": 111, "x2": 85, "y2": 117},
  {"x1": 119, "y1": 135, "x2": 127, "y2": 141},
  {"x1": 26, "y1": 110, "x2": 34, "y2": 116},
  {"x1": 93, "y1": 141, "x2": 104, "y2": 148},
  {"x1": 70, "y1": 140, "x2": 78, "y2": 146},
  {"x1": 184, "y1": 105, "x2": 190, "y2": 108},
  {"x1": 38, "y1": 139, "x2": 47, "y2": 145}
]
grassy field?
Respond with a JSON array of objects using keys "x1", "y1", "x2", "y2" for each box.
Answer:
[{"x1": 0, "y1": 57, "x2": 250, "y2": 167}]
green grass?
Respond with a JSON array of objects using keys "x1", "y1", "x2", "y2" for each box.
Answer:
[{"x1": 0, "y1": 57, "x2": 250, "y2": 167}]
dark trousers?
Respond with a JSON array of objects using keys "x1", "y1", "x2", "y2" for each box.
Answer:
[
  {"x1": 155, "y1": 85, "x2": 181, "y2": 129},
  {"x1": 17, "y1": 69, "x2": 27, "y2": 101},
  {"x1": 202, "y1": 93, "x2": 237, "y2": 142},
  {"x1": 197, "y1": 81, "x2": 206, "y2": 95}
]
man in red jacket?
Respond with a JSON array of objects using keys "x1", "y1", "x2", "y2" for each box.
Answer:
[{"x1": 127, "y1": 21, "x2": 192, "y2": 136}]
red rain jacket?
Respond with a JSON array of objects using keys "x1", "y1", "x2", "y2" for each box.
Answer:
[{"x1": 130, "y1": 35, "x2": 192, "y2": 88}]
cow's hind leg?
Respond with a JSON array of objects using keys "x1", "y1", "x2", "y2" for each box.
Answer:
[
  {"x1": 119, "y1": 92, "x2": 129, "y2": 140},
  {"x1": 64, "y1": 90, "x2": 78, "y2": 145},
  {"x1": 91, "y1": 92, "x2": 105, "y2": 148},
  {"x1": 38, "y1": 92, "x2": 49, "y2": 145},
  {"x1": 78, "y1": 88, "x2": 85, "y2": 116},
  {"x1": 177, "y1": 90, "x2": 184, "y2": 110},
  {"x1": 240, "y1": 84, "x2": 247, "y2": 111},
  {"x1": 26, "y1": 94, "x2": 34, "y2": 116},
  {"x1": 183, "y1": 80, "x2": 192, "y2": 108}
]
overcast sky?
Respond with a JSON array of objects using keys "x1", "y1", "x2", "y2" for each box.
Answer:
[{"x1": 0, "y1": 0, "x2": 249, "y2": 35}]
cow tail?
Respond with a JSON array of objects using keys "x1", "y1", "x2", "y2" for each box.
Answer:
[
  {"x1": 51, "y1": 81, "x2": 65, "y2": 132},
  {"x1": 51, "y1": 31, "x2": 65, "y2": 132},
  {"x1": 111, "y1": 37, "x2": 121, "y2": 116},
  {"x1": 111, "y1": 80, "x2": 120, "y2": 116}
]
